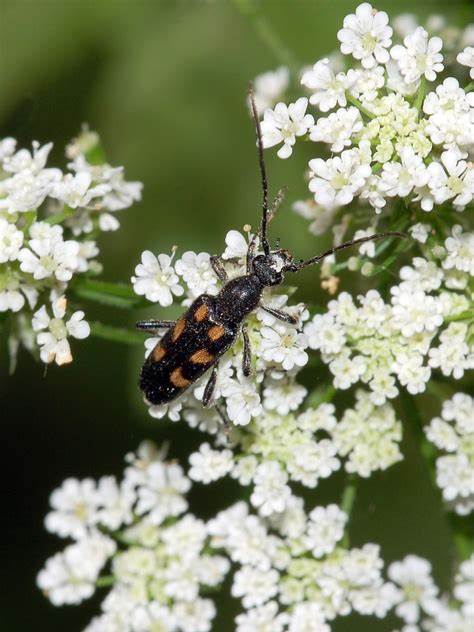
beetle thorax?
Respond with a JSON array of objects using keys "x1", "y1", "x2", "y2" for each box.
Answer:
[{"x1": 252, "y1": 249, "x2": 293, "y2": 287}]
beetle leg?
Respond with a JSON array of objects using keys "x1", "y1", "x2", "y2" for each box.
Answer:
[
  {"x1": 242, "y1": 325, "x2": 252, "y2": 377},
  {"x1": 203, "y1": 361, "x2": 219, "y2": 407},
  {"x1": 215, "y1": 403, "x2": 232, "y2": 437},
  {"x1": 136, "y1": 319, "x2": 175, "y2": 333},
  {"x1": 210, "y1": 255, "x2": 228, "y2": 283},
  {"x1": 260, "y1": 305, "x2": 298, "y2": 325}
]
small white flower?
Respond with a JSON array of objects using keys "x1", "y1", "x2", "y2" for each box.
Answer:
[
  {"x1": 0, "y1": 217, "x2": 23, "y2": 262},
  {"x1": 337, "y1": 3, "x2": 393, "y2": 69},
  {"x1": 457, "y1": 46, "x2": 474, "y2": 79},
  {"x1": 251, "y1": 66, "x2": 290, "y2": 115},
  {"x1": 18, "y1": 222, "x2": 79, "y2": 281},
  {"x1": 309, "y1": 150, "x2": 371, "y2": 209},
  {"x1": 51, "y1": 171, "x2": 110, "y2": 209},
  {"x1": 37, "y1": 535, "x2": 115, "y2": 606},
  {"x1": 304, "y1": 504, "x2": 347, "y2": 558},
  {"x1": 251, "y1": 461, "x2": 292, "y2": 516},
  {"x1": 175, "y1": 251, "x2": 219, "y2": 297},
  {"x1": 133, "y1": 461, "x2": 190, "y2": 525},
  {"x1": 391, "y1": 26, "x2": 444, "y2": 83},
  {"x1": 263, "y1": 379, "x2": 307, "y2": 415},
  {"x1": 388, "y1": 555, "x2": 438, "y2": 623},
  {"x1": 428, "y1": 149, "x2": 474, "y2": 209},
  {"x1": 442, "y1": 225, "x2": 474, "y2": 276},
  {"x1": 188, "y1": 443, "x2": 234, "y2": 484},
  {"x1": 222, "y1": 377, "x2": 263, "y2": 426},
  {"x1": 232, "y1": 566, "x2": 279, "y2": 608},
  {"x1": 45, "y1": 478, "x2": 99, "y2": 539},
  {"x1": 409, "y1": 223, "x2": 431, "y2": 243},
  {"x1": 222, "y1": 229, "x2": 249, "y2": 261},
  {"x1": 379, "y1": 148, "x2": 429, "y2": 198},
  {"x1": 301, "y1": 58, "x2": 352, "y2": 112},
  {"x1": 260, "y1": 324, "x2": 308, "y2": 371},
  {"x1": 131, "y1": 250, "x2": 184, "y2": 305},
  {"x1": 261, "y1": 98, "x2": 314, "y2": 159},
  {"x1": 32, "y1": 296, "x2": 90, "y2": 365},
  {"x1": 310, "y1": 107, "x2": 363, "y2": 153}
]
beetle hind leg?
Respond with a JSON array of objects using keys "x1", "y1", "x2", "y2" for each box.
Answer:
[{"x1": 242, "y1": 325, "x2": 252, "y2": 377}]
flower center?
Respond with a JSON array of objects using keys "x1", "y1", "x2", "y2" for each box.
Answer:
[
  {"x1": 362, "y1": 33, "x2": 377, "y2": 52},
  {"x1": 39, "y1": 255, "x2": 57, "y2": 273},
  {"x1": 49, "y1": 317, "x2": 67, "y2": 339},
  {"x1": 331, "y1": 174, "x2": 348, "y2": 190},
  {"x1": 447, "y1": 176, "x2": 465, "y2": 195}
]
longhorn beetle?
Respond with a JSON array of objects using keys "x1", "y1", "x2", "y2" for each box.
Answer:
[{"x1": 137, "y1": 85, "x2": 405, "y2": 420}]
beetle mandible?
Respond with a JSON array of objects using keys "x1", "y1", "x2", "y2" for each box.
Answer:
[{"x1": 137, "y1": 85, "x2": 404, "y2": 420}]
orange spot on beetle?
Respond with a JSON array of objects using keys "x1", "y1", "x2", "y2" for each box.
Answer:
[
  {"x1": 170, "y1": 367, "x2": 191, "y2": 388},
  {"x1": 194, "y1": 304, "x2": 209, "y2": 322},
  {"x1": 190, "y1": 349, "x2": 215, "y2": 364},
  {"x1": 152, "y1": 345, "x2": 166, "y2": 362},
  {"x1": 208, "y1": 325, "x2": 225, "y2": 341},
  {"x1": 171, "y1": 318, "x2": 186, "y2": 342}
]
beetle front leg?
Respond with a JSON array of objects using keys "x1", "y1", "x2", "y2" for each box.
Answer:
[
  {"x1": 210, "y1": 255, "x2": 228, "y2": 283},
  {"x1": 242, "y1": 325, "x2": 252, "y2": 377},
  {"x1": 260, "y1": 305, "x2": 298, "y2": 325},
  {"x1": 203, "y1": 361, "x2": 219, "y2": 407},
  {"x1": 136, "y1": 319, "x2": 175, "y2": 334}
]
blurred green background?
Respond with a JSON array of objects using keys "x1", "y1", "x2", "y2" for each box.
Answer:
[{"x1": 0, "y1": 1, "x2": 472, "y2": 630}]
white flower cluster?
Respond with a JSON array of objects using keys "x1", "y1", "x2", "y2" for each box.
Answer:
[
  {"x1": 305, "y1": 229, "x2": 473, "y2": 404},
  {"x1": 132, "y1": 229, "x2": 310, "y2": 425},
  {"x1": 388, "y1": 553, "x2": 474, "y2": 631},
  {"x1": 37, "y1": 441, "x2": 229, "y2": 632},
  {"x1": 208, "y1": 501, "x2": 400, "y2": 630},
  {"x1": 0, "y1": 130, "x2": 142, "y2": 366},
  {"x1": 259, "y1": 3, "x2": 474, "y2": 216},
  {"x1": 425, "y1": 393, "x2": 474, "y2": 515},
  {"x1": 188, "y1": 392, "x2": 402, "y2": 519}
]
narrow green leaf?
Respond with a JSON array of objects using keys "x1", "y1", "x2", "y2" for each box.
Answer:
[
  {"x1": 70, "y1": 279, "x2": 149, "y2": 309},
  {"x1": 90, "y1": 322, "x2": 144, "y2": 345}
]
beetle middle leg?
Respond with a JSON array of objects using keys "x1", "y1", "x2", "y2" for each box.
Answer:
[
  {"x1": 203, "y1": 361, "x2": 220, "y2": 407},
  {"x1": 260, "y1": 305, "x2": 298, "y2": 325},
  {"x1": 210, "y1": 255, "x2": 228, "y2": 283},
  {"x1": 242, "y1": 324, "x2": 252, "y2": 377},
  {"x1": 136, "y1": 319, "x2": 175, "y2": 333}
]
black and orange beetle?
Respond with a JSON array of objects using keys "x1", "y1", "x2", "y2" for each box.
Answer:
[{"x1": 137, "y1": 86, "x2": 404, "y2": 418}]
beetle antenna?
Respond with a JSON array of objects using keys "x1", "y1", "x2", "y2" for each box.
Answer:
[
  {"x1": 288, "y1": 232, "x2": 407, "y2": 272},
  {"x1": 248, "y1": 82, "x2": 270, "y2": 255}
]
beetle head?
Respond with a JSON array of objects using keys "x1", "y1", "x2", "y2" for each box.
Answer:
[{"x1": 252, "y1": 249, "x2": 293, "y2": 286}]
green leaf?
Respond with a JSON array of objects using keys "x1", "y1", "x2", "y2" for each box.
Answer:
[
  {"x1": 70, "y1": 279, "x2": 149, "y2": 309},
  {"x1": 90, "y1": 321, "x2": 144, "y2": 345},
  {"x1": 45, "y1": 205, "x2": 75, "y2": 225}
]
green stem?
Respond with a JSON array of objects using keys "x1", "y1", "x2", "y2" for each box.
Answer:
[
  {"x1": 445, "y1": 309, "x2": 474, "y2": 323},
  {"x1": 90, "y1": 322, "x2": 144, "y2": 345},
  {"x1": 96, "y1": 575, "x2": 115, "y2": 588},
  {"x1": 341, "y1": 474, "x2": 358, "y2": 548},
  {"x1": 346, "y1": 92, "x2": 376, "y2": 120},
  {"x1": 232, "y1": 0, "x2": 300, "y2": 74},
  {"x1": 465, "y1": 81, "x2": 474, "y2": 93},
  {"x1": 413, "y1": 76, "x2": 427, "y2": 112},
  {"x1": 398, "y1": 390, "x2": 472, "y2": 562}
]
